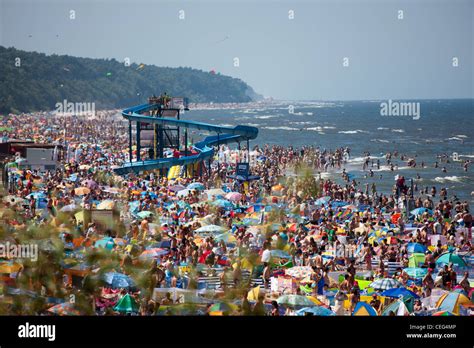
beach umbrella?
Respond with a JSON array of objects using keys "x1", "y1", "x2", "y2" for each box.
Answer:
[
  {"x1": 435, "y1": 291, "x2": 471, "y2": 315},
  {"x1": 168, "y1": 184, "x2": 186, "y2": 192},
  {"x1": 225, "y1": 192, "x2": 243, "y2": 202},
  {"x1": 407, "y1": 243, "x2": 427, "y2": 254},
  {"x1": 277, "y1": 295, "x2": 316, "y2": 307},
  {"x1": 3, "y1": 195, "x2": 27, "y2": 205},
  {"x1": 194, "y1": 224, "x2": 226, "y2": 234},
  {"x1": 102, "y1": 186, "x2": 121, "y2": 194},
  {"x1": 136, "y1": 211, "x2": 153, "y2": 219},
  {"x1": 96, "y1": 200, "x2": 115, "y2": 210},
  {"x1": 369, "y1": 278, "x2": 403, "y2": 290},
  {"x1": 296, "y1": 306, "x2": 335, "y2": 316},
  {"x1": 381, "y1": 287, "x2": 420, "y2": 299},
  {"x1": 74, "y1": 187, "x2": 90, "y2": 196},
  {"x1": 214, "y1": 232, "x2": 237, "y2": 244},
  {"x1": 315, "y1": 196, "x2": 331, "y2": 206},
  {"x1": 47, "y1": 302, "x2": 82, "y2": 316},
  {"x1": 113, "y1": 238, "x2": 127, "y2": 246},
  {"x1": 212, "y1": 199, "x2": 233, "y2": 208},
  {"x1": 60, "y1": 203, "x2": 77, "y2": 212},
  {"x1": 270, "y1": 249, "x2": 291, "y2": 259},
  {"x1": 352, "y1": 302, "x2": 377, "y2": 316},
  {"x1": 95, "y1": 237, "x2": 115, "y2": 250},
  {"x1": 285, "y1": 266, "x2": 314, "y2": 279},
  {"x1": 435, "y1": 252, "x2": 468, "y2": 268},
  {"x1": 187, "y1": 182, "x2": 205, "y2": 191},
  {"x1": 403, "y1": 267, "x2": 428, "y2": 279},
  {"x1": 139, "y1": 248, "x2": 169, "y2": 260},
  {"x1": 113, "y1": 294, "x2": 139, "y2": 313},
  {"x1": 410, "y1": 207, "x2": 432, "y2": 216},
  {"x1": 103, "y1": 272, "x2": 135, "y2": 289},
  {"x1": 204, "y1": 188, "x2": 225, "y2": 197},
  {"x1": 141, "y1": 191, "x2": 158, "y2": 199},
  {"x1": 26, "y1": 191, "x2": 46, "y2": 199},
  {"x1": 177, "y1": 189, "x2": 192, "y2": 197}
]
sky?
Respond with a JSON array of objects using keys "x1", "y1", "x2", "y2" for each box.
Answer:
[{"x1": 1, "y1": 0, "x2": 473, "y2": 100}]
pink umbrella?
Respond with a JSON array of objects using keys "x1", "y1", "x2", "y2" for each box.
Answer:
[{"x1": 225, "y1": 192, "x2": 242, "y2": 202}]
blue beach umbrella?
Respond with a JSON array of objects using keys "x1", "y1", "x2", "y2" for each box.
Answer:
[
  {"x1": 407, "y1": 243, "x2": 427, "y2": 254},
  {"x1": 296, "y1": 306, "x2": 335, "y2": 316},
  {"x1": 381, "y1": 287, "x2": 420, "y2": 299}
]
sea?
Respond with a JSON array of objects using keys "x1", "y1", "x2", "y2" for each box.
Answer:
[{"x1": 185, "y1": 99, "x2": 474, "y2": 203}]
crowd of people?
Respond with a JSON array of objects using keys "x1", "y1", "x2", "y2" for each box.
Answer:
[{"x1": 0, "y1": 110, "x2": 472, "y2": 316}]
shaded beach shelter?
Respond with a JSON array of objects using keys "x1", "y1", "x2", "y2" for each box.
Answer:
[
  {"x1": 352, "y1": 302, "x2": 377, "y2": 316},
  {"x1": 369, "y1": 278, "x2": 402, "y2": 290},
  {"x1": 408, "y1": 253, "x2": 426, "y2": 268},
  {"x1": 214, "y1": 232, "x2": 237, "y2": 244},
  {"x1": 96, "y1": 200, "x2": 115, "y2": 210},
  {"x1": 277, "y1": 294, "x2": 316, "y2": 307},
  {"x1": 139, "y1": 248, "x2": 169, "y2": 260},
  {"x1": 195, "y1": 224, "x2": 226, "y2": 234},
  {"x1": 204, "y1": 188, "x2": 225, "y2": 197},
  {"x1": 382, "y1": 297, "x2": 414, "y2": 316},
  {"x1": 407, "y1": 243, "x2": 427, "y2": 254},
  {"x1": 410, "y1": 207, "x2": 432, "y2": 216},
  {"x1": 113, "y1": 294, "x2": 139, "y2": 314},
  {"x1": 177, "y1": 189, "x2": 193, "y2": 197},
  {"x1": 421, "y1": 288, "x2": 449, "y2": 309},
  {"x1": 270, "y1": 249, "x2": 291, "y2": 259},
  {"x1": 403, "y1": 267, "x2": 428, "y2": 279},
  {"x1": 47, "y1": 302, "x2": 82, "y2": 316},
  {"x1": 315, "y1": 196, "x2": 331, "y2": 206},
  {"x1": 95, "y1": 237, "x2": 115, "y2": 250},
  {"x1": 168, "y1": 184, "x2": 185, "y2": 192},
  {"x1": 225, "y1": 192, "x2": 243, "y2": 202},
  {"x1": 296, "y1": 306, "x2": 335, "y2": 316},
  {"x1": 435, "y1": 252, "x2": 468, "y2": 268},
  {"x1": 74, "y1": 187, "x2": 90, "y2": 196},
  {"x1": 187, "y1": 182, "x2": 205, "y2": 191},
  {"x1": 26, "y1": 191, "x2": 46, "y2": 199},
  {"x1": 103, "y1": 272, "x2": 135, "y2": 289},
  {"x1": 381, "y1": 287, "x2": 419, "y2": 299},
  {"x1": 435, "y1": 291, "x2": 471, "y2": 315},
  {"x1": 136, "y1": 211, "x2": 154, "y2": 219},
  {"x1": 60, "y1": 203, "x2": 77, "y2": 212},
  {"x1": 212, "y1": 199, "x2": 233, "y2": 208}
]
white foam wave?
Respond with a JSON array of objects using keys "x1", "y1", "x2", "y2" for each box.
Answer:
[{"x1": 433, "y1": 176, "x2": 468, "y2": 183}]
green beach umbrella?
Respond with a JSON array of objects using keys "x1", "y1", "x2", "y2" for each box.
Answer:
[
  {"x1": 435, "y1": 252, "x2": 468, "y2": 268},
  {"x1": 113, "y1": 294, "x2": 139, "y2": 313}
]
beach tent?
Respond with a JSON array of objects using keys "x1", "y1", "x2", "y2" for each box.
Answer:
[
  {"x1": 382, "y1": 297, "x2": 414, "y2": 315},
  {"x1": 352, "y1": 302, "x2": 377, "y2": 316},
  {"x1": 113, "y1": 294, "x2": 139, "y2": 314},
  {"x1": 408, "y1": 253, "x2": 426, "y2": 268},
  {"x1": 435, "y1": 291, "x2": 471, "y2": 315}
]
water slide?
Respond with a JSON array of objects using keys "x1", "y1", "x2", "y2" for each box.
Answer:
[{"x1": 114, "y1": 103, "x2": 258, "y2": 175}]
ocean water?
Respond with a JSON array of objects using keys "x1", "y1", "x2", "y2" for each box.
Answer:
[{"x1": 186, "y1": 99, "x2": 474, "y2": 202}]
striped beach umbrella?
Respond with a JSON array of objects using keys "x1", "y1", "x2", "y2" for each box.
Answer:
[{"x1": 369, "y1": 278, "x2": 403, "y2": 290}]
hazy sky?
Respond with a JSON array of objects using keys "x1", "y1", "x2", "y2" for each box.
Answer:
[{"x1": 1, "y1": 0, "x2": 472, "y2": 100}]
